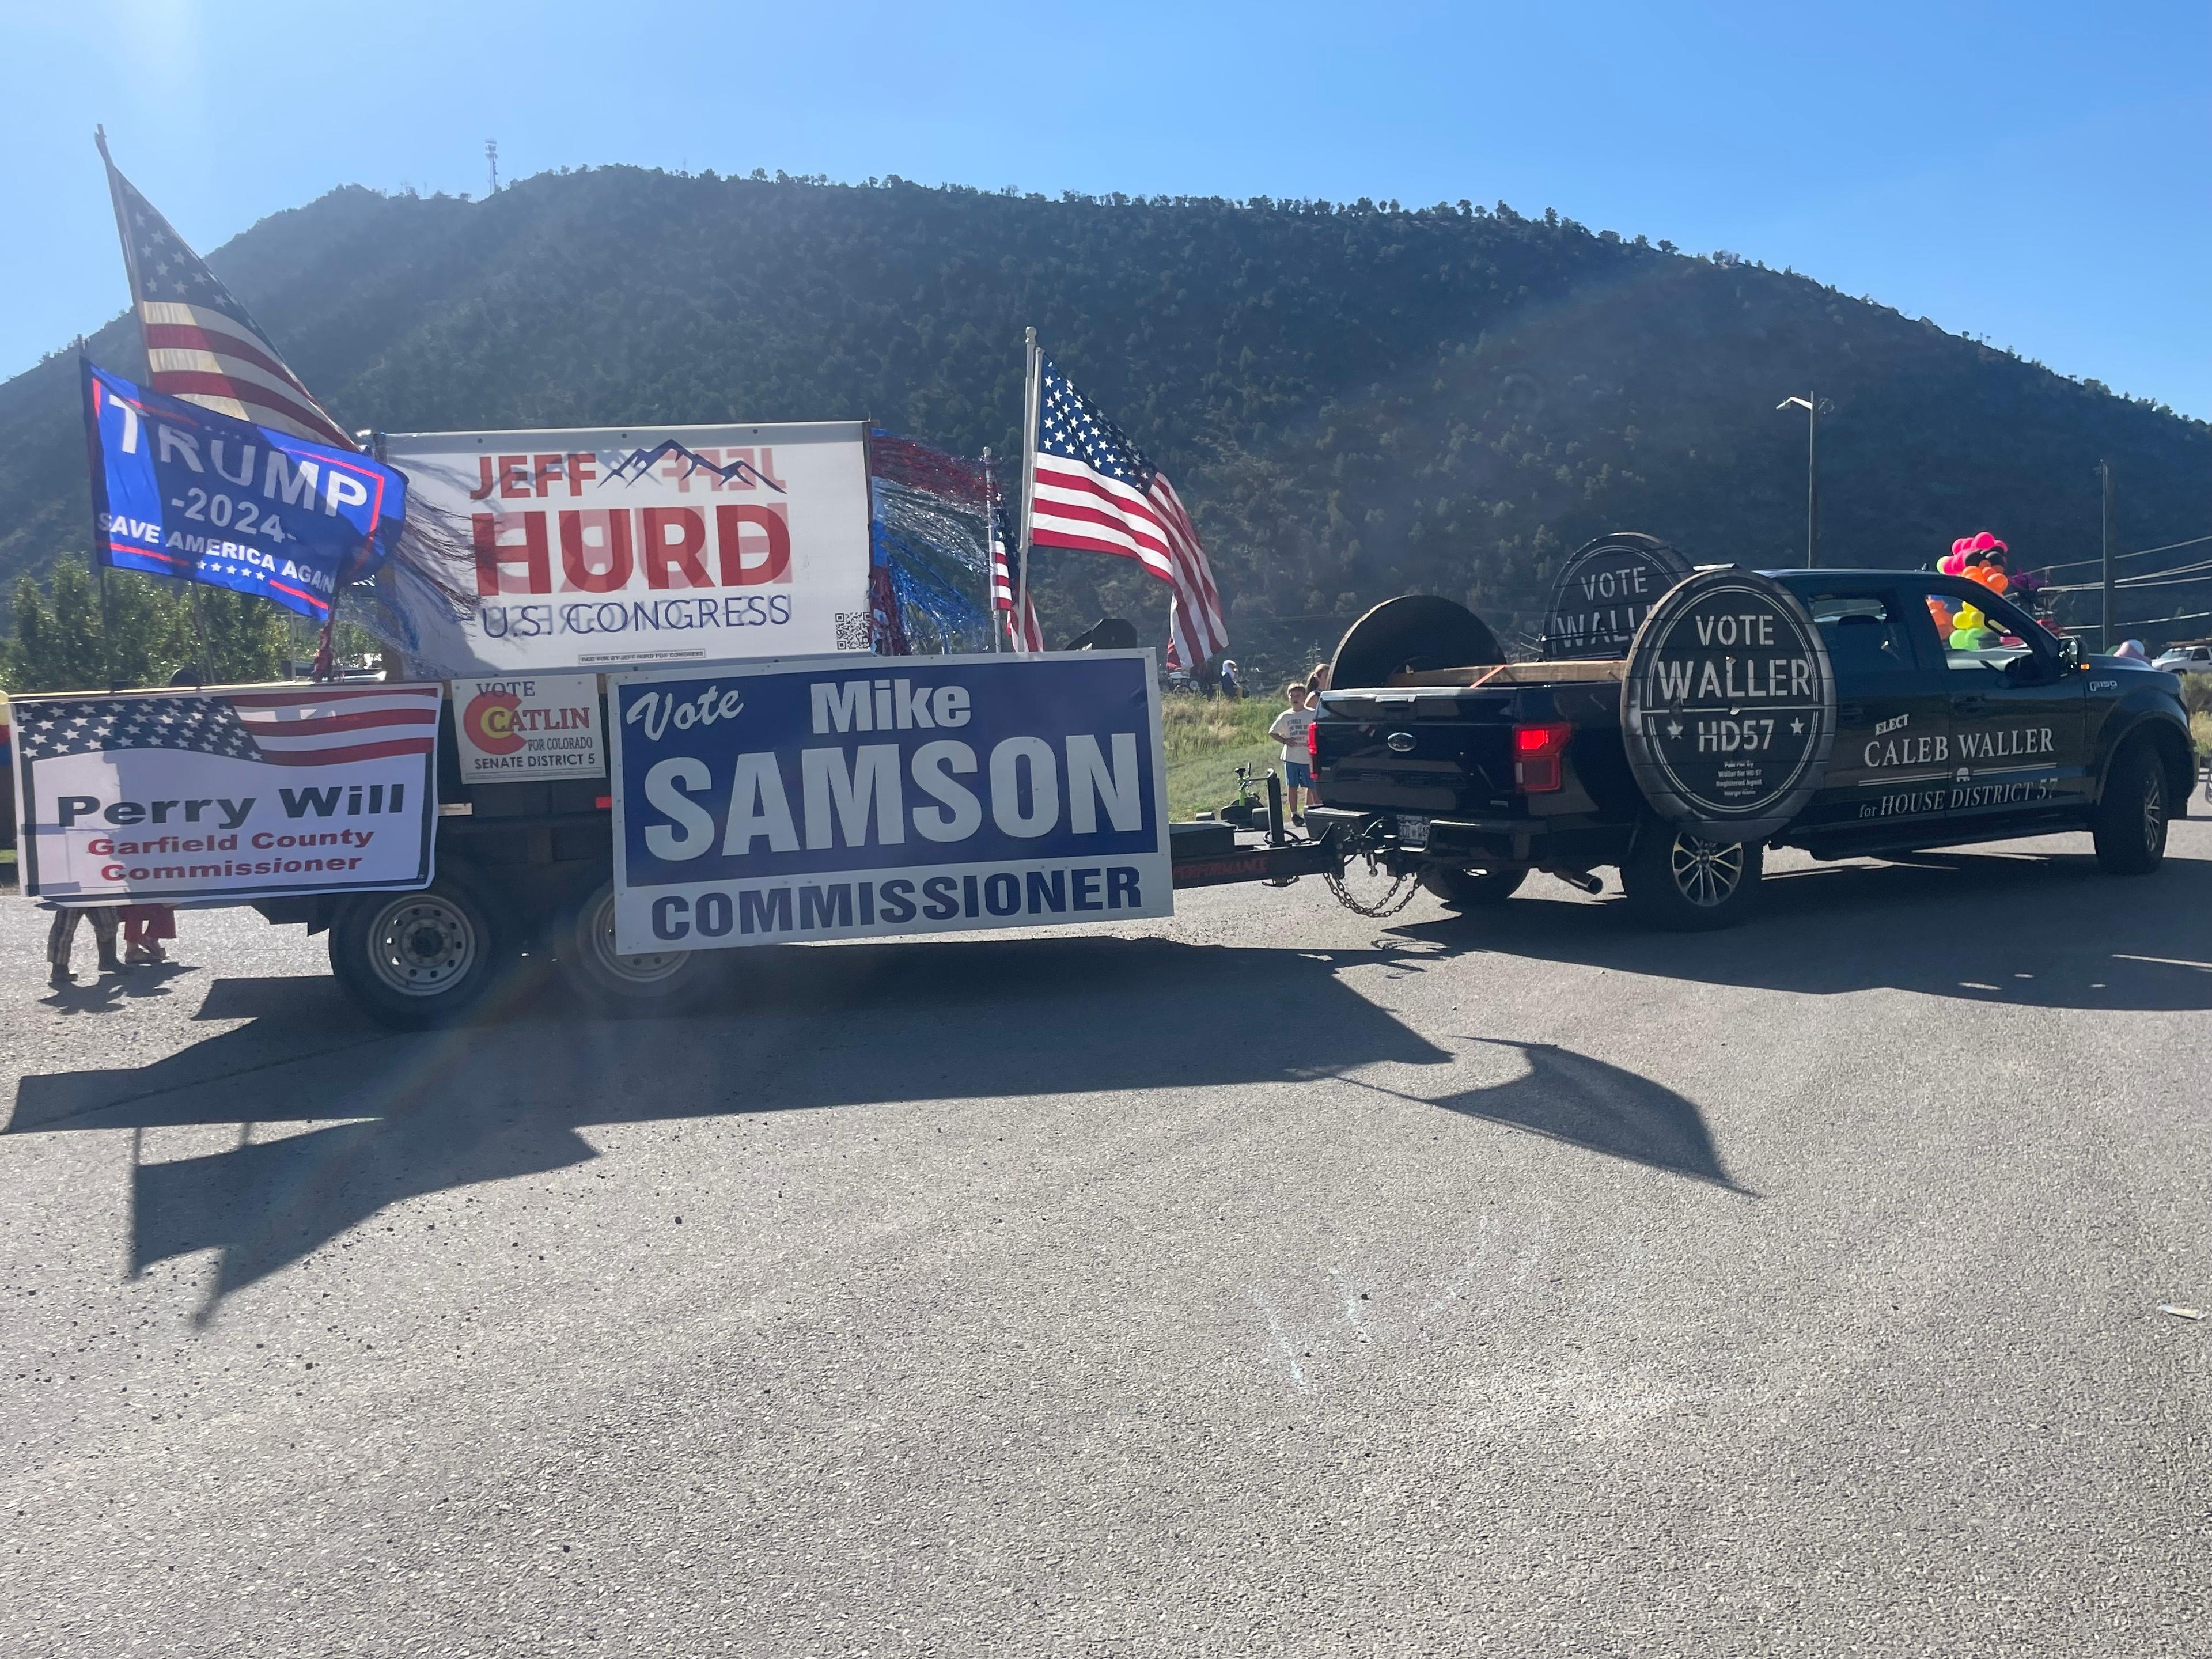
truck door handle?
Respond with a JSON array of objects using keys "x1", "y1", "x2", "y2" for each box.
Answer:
[
  {"x1": 1953, "y1": 695, "x2": 1988, "y2": 716},
  {"x1": 1837, "y1": 702, "x2": 1866, "y2": 724}
]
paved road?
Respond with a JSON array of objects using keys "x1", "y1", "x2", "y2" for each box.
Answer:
[{"x1": 3, "y1": 827, "x2": 2209, "y2": 1657}]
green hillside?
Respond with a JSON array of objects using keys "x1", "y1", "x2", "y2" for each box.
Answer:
[{"x1": 3, "y1": 166, "x2": 2206, "y2": 672}]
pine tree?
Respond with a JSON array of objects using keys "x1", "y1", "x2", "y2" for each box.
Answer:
[{"x1": 3, "y1": 559, "x2": 111, "y2": 692}]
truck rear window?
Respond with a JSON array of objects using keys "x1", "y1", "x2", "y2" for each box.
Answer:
[{"x1": 1805, "y1": 594, "x2": 1912, "y2": 676}]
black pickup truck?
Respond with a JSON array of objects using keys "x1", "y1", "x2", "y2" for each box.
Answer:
[{"x1": 1308, "y1": 567, "x2": 2196, "y2": 929}]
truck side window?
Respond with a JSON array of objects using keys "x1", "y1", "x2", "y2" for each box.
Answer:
[
  {"x1": 1922, "y1": 589, "x2": 2046, "y2": 676},
  {"x1": 1807, "y1": 593, "x2": 1911, "y2": 676}
]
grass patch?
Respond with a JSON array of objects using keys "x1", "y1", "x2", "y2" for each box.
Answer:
[{"x1": 1161, "y1": 692, "x2": 1290, "y2": 820}]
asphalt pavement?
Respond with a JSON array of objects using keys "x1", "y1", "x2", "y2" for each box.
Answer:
[{"x1": 3, "y1": 826, "x2": 2209, "y2": 1657}]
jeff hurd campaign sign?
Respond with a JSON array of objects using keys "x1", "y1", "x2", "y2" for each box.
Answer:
[
  {"x1": 609, "y1": 652, "x2": 1171, "y2": 953},
  {"x1": 381, "y1": 421, "x2": 872, "y2": 673},
  {"x1": 84, "y1": 362, "x2": 403, "y2": 621},
  {"x1": 11, "y1": 685, "x2": 440, "y2": 904}
]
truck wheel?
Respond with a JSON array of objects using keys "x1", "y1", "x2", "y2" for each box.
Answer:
[
  {"x1": 328, "y1": 869, "x2": 510, "y2": 1029},
  {"x1": 1621, "y1": 820, "x2": 1763, "y2": 931},
  {"x1": 2092, "y1": 738, "x2": 2168, "y2": 874},
  {"x1": 1419, "y1": 866, "x2": 1528, "y2": 908},
  {"x1": 556, "y1": 878, "x2": 718, "y2": 1010}
]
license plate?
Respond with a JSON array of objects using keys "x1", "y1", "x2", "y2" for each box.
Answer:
[{"x1": 1397, "y1": 814, "x2": 1431, "y2": 849}]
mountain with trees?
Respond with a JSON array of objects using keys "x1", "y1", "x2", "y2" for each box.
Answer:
[{"x1": 2, "y1": 165, "x2": 2206, "y2": 688}]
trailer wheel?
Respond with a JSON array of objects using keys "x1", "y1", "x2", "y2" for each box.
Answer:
[
  {"x1": 328, "y1": 869, "x2": 510, "y2": 1029},
  {"x1": 2091, "y1": 737, "x2": 2168, "y2": 875},
  {"x1": 556, "y1": 878, "x2": 719, "y2": 1010},
  {"x1": 1419, "y1": 866, "x2": 1528, "y2": 908},
  {"x1": 1620, "y1": 819, "x2": 1763, "y2": 931}
]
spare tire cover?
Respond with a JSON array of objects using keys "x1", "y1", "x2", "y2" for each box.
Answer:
[
  {"x1": 1329, "y1": 596, "x2": 1503, "y2": 690},
  {"x1": 1540, "y1": 532, "x2": 1694, "y2": 660},
  {"x1": 1620, "y1": 569, "x2": 1836, "y2": 842}
]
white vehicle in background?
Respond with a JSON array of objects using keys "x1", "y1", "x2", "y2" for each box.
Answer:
[{"x1": 2152, "y1": 642, "x2": 2212, "y2": 675}]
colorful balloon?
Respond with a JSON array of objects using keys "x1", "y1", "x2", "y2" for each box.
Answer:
[
  {"x1": 1940, "y1": 552, "x2": 1966, "y2": 575},
  {"x1": 1983, "y1": 571, "x2": 2008, "y2": 594}
]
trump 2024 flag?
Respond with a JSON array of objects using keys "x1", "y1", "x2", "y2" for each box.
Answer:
[{"x1": 84, "y1": 361, "x2": 404, "y2": 622}]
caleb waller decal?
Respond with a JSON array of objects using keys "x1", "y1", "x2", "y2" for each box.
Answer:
[
  {"x1": 1541, "y1": 533, "x2": 1695, "y2": 660},
  {"x1": 1620, "y1": 569, "x2": 1836, "y2": 842}
]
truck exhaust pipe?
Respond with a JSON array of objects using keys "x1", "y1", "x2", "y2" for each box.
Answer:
[{"x1": 1544, "y1": 867, "x2": 1605, "y2": 895}]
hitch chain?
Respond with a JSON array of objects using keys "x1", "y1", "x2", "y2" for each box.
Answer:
[{"x1": 1323, "y1": 825, "x2": 1423, "y2": 918}]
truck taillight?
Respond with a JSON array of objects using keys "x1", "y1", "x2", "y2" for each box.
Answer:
[
  {"x1": 1306, "y1": 718, "x2": 1320, "y2": 759},
  {"x1": 1512, "y1": 722, "x2": 1573, "y2": 793}
]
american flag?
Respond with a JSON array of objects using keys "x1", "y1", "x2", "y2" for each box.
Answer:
[
  {"x1": 12, "y1": 687, "x2": 440, "y2": 768},
  {"x1": 990, "y1": 496, "x2": 1043, "y2": 652},
  {"x1": 1025, "y1": 350, "x2": 1226, "y2": 668},
  {"x1": 97, "y1": 131, "x2": 354, "y2": 449}
]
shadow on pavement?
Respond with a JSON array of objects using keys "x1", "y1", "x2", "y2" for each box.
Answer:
[
  {"x1": 1394, "y1": 849, "x2": 2212, "y2": 1012},
  {"x1": 39, "y1": 960, "x2": 202, "y2": 1015},
  {"x1": 1424, "y1": 1040, "x2": 1747, "y2": 1192},
  {"x1": 6, "y1": 931, "x2": 1740, "y2": 1307}
]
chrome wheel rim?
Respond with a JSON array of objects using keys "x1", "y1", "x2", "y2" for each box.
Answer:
[
  {"x1": 1669, "y1": 835, "x2": 1745, "y2": 908},
  {"x1": 365, "y1": 895, "x2": 478, "y2": 997},
  {"x1": 2143, "y1": 768, "x2": 2166, "y2": 847},
  {"x1": 588, "y1": 892, "x2": 688, "y2": 985}
]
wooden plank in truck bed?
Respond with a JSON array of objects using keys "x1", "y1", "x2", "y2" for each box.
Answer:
[{"x1": 1387, "y1": 660, "x2": 1627, "y2": 687}]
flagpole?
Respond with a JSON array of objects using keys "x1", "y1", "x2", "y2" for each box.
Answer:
[
  {"x1": 980, "y1": 447, "x2": 1000, "y2": 653},
  {"x1": 1016, "y1": 327, "x2": 1040, "y2": 655},
  {"x1": 77, "y1": 340, "x2": 123, "y2": 694}
]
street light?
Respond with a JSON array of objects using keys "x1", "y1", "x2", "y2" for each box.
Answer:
[{"x1": 1777, "y1": 393, "x2": 1821, "y2": 568}]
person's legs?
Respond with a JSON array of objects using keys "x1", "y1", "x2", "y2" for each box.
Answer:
[
  {"x1": 122, "y1": 906, "x2": 170, "y2": 964},
  {"x1": 47, "y1": 908, "x2": 79, "y2": 986},
  {"x1": 89, "y1": 907, "x2": 123, "y2": 974}
]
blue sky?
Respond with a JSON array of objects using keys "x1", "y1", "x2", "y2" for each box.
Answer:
[{"x1": 4, "y1": 2, "x2": 2206, "y2": 415}]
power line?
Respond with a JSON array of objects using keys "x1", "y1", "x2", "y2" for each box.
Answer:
[
  {"x1": 2040, "y1": 556, "x2": 2212, "y2": 594},
  {"x1": 2033, "y1": 532, "x2": 2212, "y2": 577}
]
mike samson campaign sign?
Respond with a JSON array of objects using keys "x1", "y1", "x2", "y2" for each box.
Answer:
[
  {"x1": 11, "y1": 685, "x2": 440, "y2": 904},
  {"x1": 609, "y1": 652, "x2": 1171, "y2": 954},
  {"x1": 380, "y1": 422, "x2": 872, "y2": 674}
]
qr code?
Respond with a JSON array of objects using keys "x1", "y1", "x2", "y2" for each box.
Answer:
[{"x1": 834, "y1": 612, "x2": 872, "y2": 652}]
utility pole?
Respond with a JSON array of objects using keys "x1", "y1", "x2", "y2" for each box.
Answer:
[
  {"x1": 1777, "y1": 393, "x2": 1819, "y2": 566},
  {"x1": 485, "y1": 138, "x2": 499, "y2": 196},
  {"x1": 2098, "y1": 459, "x2": 2115, "y2": 650}
]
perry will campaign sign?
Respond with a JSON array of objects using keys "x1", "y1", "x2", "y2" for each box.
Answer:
[
  {"x1": 11, "y1": 685, "x2": 440, "y2": 904},
  {"x1": 381, "y1": 422, "x2": 872, "y2": 673},
  {"x1": 84, "y1": 362, "x2": 404, "y2": 622},
  {"x1": 609, "y1": 652, "x2": 1171, "y2": 953}
]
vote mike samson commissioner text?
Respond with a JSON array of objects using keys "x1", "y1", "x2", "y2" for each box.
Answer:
[{"x1": 611, "y1": 654, "x2": 1171, "y2": 951}]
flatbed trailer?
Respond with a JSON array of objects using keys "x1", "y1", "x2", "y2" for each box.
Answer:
[{"x1": 252, "y1": 694, "x2": 1340, "y2": 1028}]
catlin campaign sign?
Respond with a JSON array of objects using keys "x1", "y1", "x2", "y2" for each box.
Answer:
[
  {"x1": 11, "y1": 685, "x2": 440, "y2": 904},
  {"x1": 382, "y1": 421, "x2": 872, "y2": 673},
  {"x1": 610, "y1": 653, "x2": 1171, "y2": 954}
]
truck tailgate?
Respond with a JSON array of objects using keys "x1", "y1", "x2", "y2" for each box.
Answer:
[{"x1": 1316, "y1": 688, "x2": 1518, "y2": 812}]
